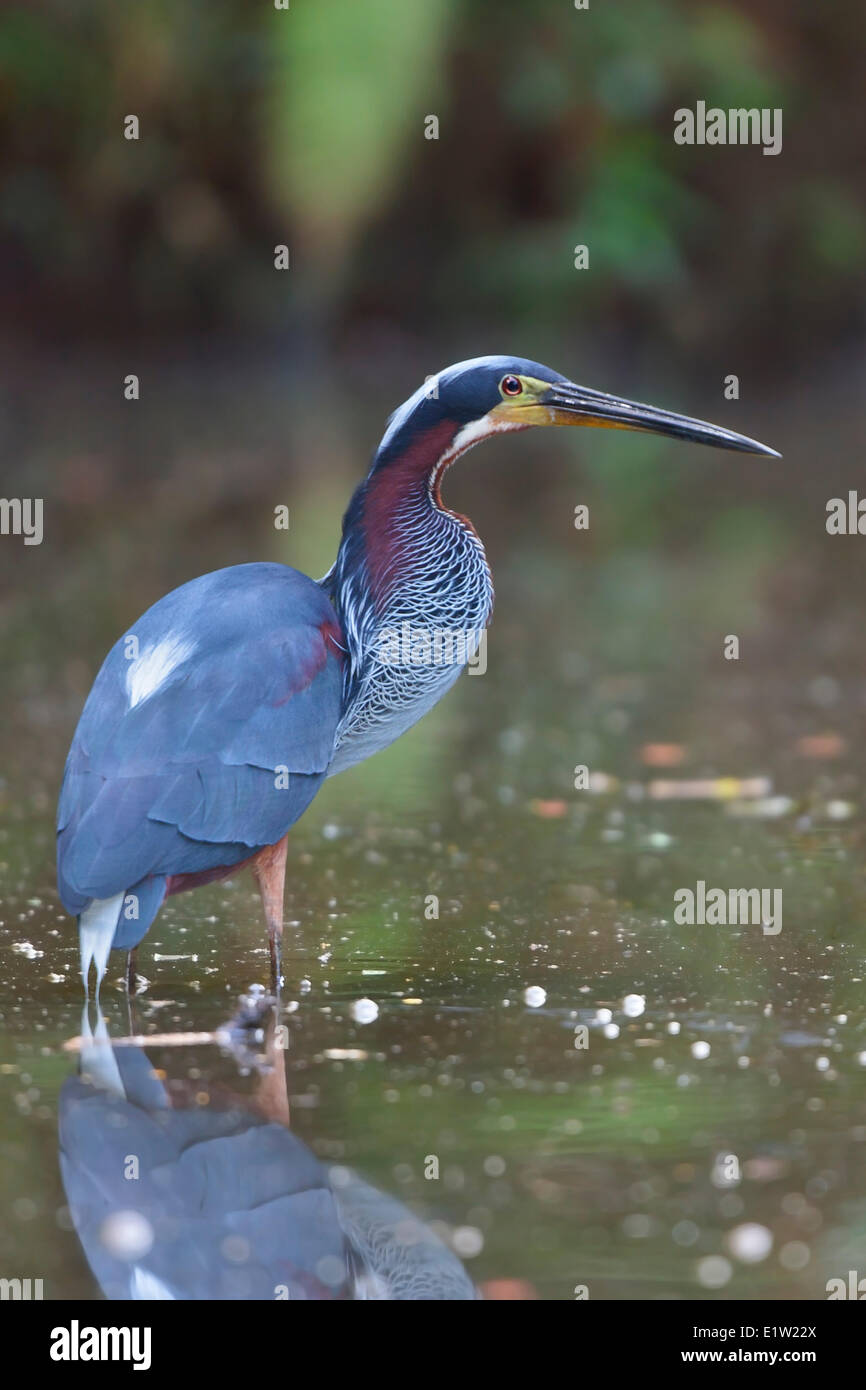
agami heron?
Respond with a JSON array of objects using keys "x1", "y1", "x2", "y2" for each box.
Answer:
[
  {"x1": 56, "y1": 356, "x2": 779, "y2": 990},
  {"x1": 61, "y1": 1011, "x2": 477, "y2": 1299}
]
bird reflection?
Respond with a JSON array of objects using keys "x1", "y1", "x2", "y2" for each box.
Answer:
[{"x1": 58, "y1": 1000, "x2": 477, "y2": 1300}]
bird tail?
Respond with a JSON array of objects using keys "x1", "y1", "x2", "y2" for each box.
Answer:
[
  {"x1": 78, "y1": 875, "x2": 167, "y2": 992},
  {"x1": 79, "y1": 894, "x2": 124, "y2": 993}
]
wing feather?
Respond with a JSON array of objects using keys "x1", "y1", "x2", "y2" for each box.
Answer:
[{"x1": 57, "y1": 564, "x2": 343, "y2": 913}]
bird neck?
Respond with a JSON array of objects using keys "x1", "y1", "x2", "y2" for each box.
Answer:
[{"x1": 324, "y1": 419, "x2": 494, "y2": 772}]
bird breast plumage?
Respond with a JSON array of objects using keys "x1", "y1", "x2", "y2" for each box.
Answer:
[{"x1": 328, "y1": 513, "x2": 493, "y2": 775}]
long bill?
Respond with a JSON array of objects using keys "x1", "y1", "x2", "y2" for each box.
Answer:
[{"x1": 536, "y1": 380, "x2": 781, "y2": 457}]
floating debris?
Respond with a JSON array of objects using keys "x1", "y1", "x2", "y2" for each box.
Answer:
[
  {"x1": 649, "y1": 776, "x2": 771, "y2": 802},
  {"x1": 743, "y1": 1157, "x2": 788, "y2": 1182},
  {"x1": 641, "y1": 743, "x2": 686, "y2": 768},
  {"x1": 12, "y1": 942, "x2": 43, "y2": 959},
  {"x1": 524, "y1": 986, "x2": 547, "y2": 1008},
  {"x1": 528, "y1": 799, "x2": 567, "y2": 819},
  {"x1": 588, "y1": 772, "x2": 618, "y2": 793},
  {"x1": 479, "y1": 1279, "x2": 538, "y2": 1300},
  {"x1": 691, "y1": 1041, "x2": 711, "y2": 1060},
  {"x1": 623, "y1": 993, "x2": 646, "y2": 1018},
  {"x1": 323, "y1": 1048, "x2": 369, "y2": 1061},
  {"x1": 796, "y1": 733, "x2": 845, "y2": 759},
  {"x1": 725, "y1": 795, "x2": 794, "y2": 820},
  {"x1": 64, "y1": 1031, "x2": 217, "y2": 1052}
]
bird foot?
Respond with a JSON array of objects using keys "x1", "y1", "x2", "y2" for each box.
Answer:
[{"x1": 214, "y1": 984, "x2": 280, "y2": 1072}]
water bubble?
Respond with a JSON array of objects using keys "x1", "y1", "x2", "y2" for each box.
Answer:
[
  {"x1": 452, "y1": 1226, "x2": 484, "y2": 1257},
  {"x1": 483, "y1": 1156, "x2": 506, "y2": 1177},
  {"x1": 696, "y1": 1255, "x2": 732, "y2": 1289},
  {"x1": 672, "y1": 1220, "x2": 700, "y2": 1247},
  {"x1": 726, "y1": 1222, "x2": 773, "y2": 1264},
  {"x1": 779, "y1": 1241, "x2": 810, "y2": 1271},
  {"x1": 316, "y1": 1255, "x2": 347, "y2": 1287},
  {"x1": 622, "y1": 1213, "x2": 652, "y2": 1238},
  {"x1": 220, "y1": 1235, "x2": 250, "y2": 1264},
  {"x1": 100, "y1": 1210, "x2": 154, "y2": 1262},
  {"x1": 351, "y1": 998, "x2": 379, "y2": 1024}
]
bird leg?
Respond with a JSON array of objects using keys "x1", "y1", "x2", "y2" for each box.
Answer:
[
  {"x1": 251, "y1": 835, "x2": 289, "y2": 992},
  {"x1": 126, "y1": 947, "x2": 138, "y2": 995},
  {"x1": 124, "y1": 987, "x2": 140, "y2": 1039},
  {"x1": 255, "y1": 1007, "x2": 291, "y2": 1129}
]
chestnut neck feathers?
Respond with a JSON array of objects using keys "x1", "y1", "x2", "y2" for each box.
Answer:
[{"x1": 323, "y1": 412, "x2": 494, "y2": 774}]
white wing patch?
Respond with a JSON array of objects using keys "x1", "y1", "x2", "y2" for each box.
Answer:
[{"x1": 126, "y1": 635, "x2": 195, "y2": 709}]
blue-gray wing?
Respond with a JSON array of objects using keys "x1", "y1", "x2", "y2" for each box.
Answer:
[
  {"x1": 57, "y1": 563, "x2": 344, "y2": 913},
  {"x1": 59, "y1": 1044, "x2": 351, "y2": 1300}
]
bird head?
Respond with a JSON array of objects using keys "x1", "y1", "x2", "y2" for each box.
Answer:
[{"x1": 373, "y1": 355, "x2": 780, "y2": 469}]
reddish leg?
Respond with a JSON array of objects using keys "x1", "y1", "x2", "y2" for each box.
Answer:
[
  {"x1": 257, "y1": 1011, "x2": 291, "y2": 1128},
  {"x1": 251, "y1": 835, "x2": 288, "y2": 990}
]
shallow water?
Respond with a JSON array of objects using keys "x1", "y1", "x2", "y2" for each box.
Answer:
[{"x1": 1, "y1": 357, "x2": 864, "y2": 1299}]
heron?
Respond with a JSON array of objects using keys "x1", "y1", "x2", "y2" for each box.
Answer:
[
  {"x1": 60, "y1": 1007, "x2": 477, "y2": 1300},
  {"x1": 56, "y1": 356, "x2": 779, "y2": 992}
]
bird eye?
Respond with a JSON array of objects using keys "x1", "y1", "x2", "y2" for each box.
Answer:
[{"x1": 501, "y1": 374, "x2": 523, "y2": 397}]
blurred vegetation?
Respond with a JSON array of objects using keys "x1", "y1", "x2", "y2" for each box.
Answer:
[{"x1": 0, "y1": 0, "x2": 863, "y2": 371}]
